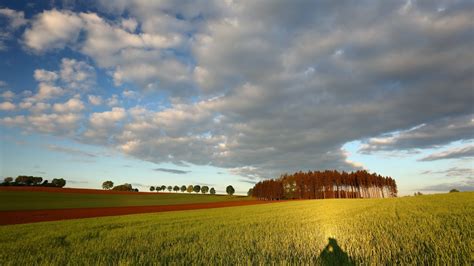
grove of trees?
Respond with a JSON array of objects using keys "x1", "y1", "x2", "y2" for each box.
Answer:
[
  {"x1": 1, "y1": 176, "x2": 66, "y2": 188},
  {"x1": 251, "y1": 170, "x2": 397, "y2": 200}
]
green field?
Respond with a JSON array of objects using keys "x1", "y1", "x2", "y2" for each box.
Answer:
[
  {"x1": 0, "y1": 191, "x2": 251, "y2": 211},
  {"x1": 0, "y1": 192, "x2": 472, "y2": 265}
]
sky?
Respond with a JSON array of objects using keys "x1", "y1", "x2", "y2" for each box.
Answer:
[{"x1": 0, "y1": 0, "x2": 472, "y2": 195}]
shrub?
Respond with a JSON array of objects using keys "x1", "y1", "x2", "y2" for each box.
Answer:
[
  {"x1": 449, "y1": 189, "x2": 459, "y2": 193},
  {"x1": 51, "y1": 178, "x2": 66, "y2": 188}
]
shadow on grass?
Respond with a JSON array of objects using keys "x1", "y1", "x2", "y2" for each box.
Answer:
[{"x1": 319, "y1": 238, "x2": 355, "y2": 266}]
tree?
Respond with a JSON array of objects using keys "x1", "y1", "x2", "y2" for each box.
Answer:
[
  {"x1": 193, "y1": 185, "x2": 201, "y2": 193},
  {"x1": 102, "y1": 181, "x2": 114, "y2": 190},
  {"x1": 161, "y1": 185, "x2": 166, "y2": 191},
  {"x1": 51, "y1": 178, "x2": 66, "y2": 188},
  {"x1": 180, "y1": 185, "x2": 186, "y2": 192},
  {"x1": 201, "y1": 186, "x2": 209, "y2": 194},
  {"x1": 3, "y1": 177, "x2": 13, "y2": 184},
  {"x1": 150, "y1": 186, "x2": 155, "y2": 192},
  {"x1": 112, "y1": 183, "x2": 133, "y2": 191},
  {"x1": 449, "y1": 188, "x2": 460, "y2": 193},
  {"x1": 226, "y1": 185, "x2": 235, "y2": 196},
  {"x1": 210, "y1": 187, "x2": 216, "y2": 195},
  {"x1": 247, "y1": 188, "x2": 253, "y2": 197},
  {"x1": 167, "y1": 185, "x2": 173, "y2": 192},
  {"x1": 173, "y1": 185, "x2": 180, "y2": 192},
  {"x1": 187, "y1": 185, "x2": 194, "y2": 193}
]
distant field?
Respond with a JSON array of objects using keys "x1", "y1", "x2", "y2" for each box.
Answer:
[
  {"x1": 0, "y1": 190, "x2": 251, "y2": 211},
  {"x1": 0, "y1": 192, "x2": 472, "y2": 264}
]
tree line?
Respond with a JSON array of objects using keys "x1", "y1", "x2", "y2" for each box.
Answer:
[
  {"x1": 1, "y1": 176, "x2": 66, "y2": 188},
  {"x1": 250, "y1": 170, "x2": 397, "y2": 200},
  {"x1": 102, "y1": 181, "x2": 236, "y2": 195}
]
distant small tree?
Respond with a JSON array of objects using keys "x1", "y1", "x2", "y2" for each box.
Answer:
[
  {"x1": 193, "y1": 185, "x2": 201, "y2": 193},
  {"x1": 414, "y1": 192, "x2": 423, "y2": 196},
  {"x1": 161, "y1": 185, "x2": 166, "y2": 191},
  {"x1": 180, "y1": 185, "x2": 186, "y2": 192},
  {"x1": 449, "y1": 188, "x2": 460, "y2": 193},
  {"x1": 247, "y1": 188, "x2": 253, "y2": 197},
  {"x1": 210, "y1": 187, "x2": 216, "y2": 195},
  {"x1": 173, "y1": 185, "x2": 180, "y2": 192},
  {"x1": 52, "y1": 178, "x2": 66, "y2": 188},
  {"x1": 112, "y1": 183, "x2": 133, "y2": 191},
  {"x1": 32, "y1": 177, "x2": 43, "y2": 185},
  {"x1": 102, "y1": 181, "x2": 114, "y2": 190},
  {"x1": 150, "y1": 186, "x2": 155, "y2": 192},
  {"x1": 3, "y1": 177, "x2": 13, "y2": 184},
  {"x1": 187, "y1": 185, "x2": 194, "y2": 193},
  {"x1": 167, "y1": 185, "x2": 173, "y2": 192},
  {"x1": 201, "y1": 186, "x2": 209, "y2": 194},
  {"x1": 133, "y1": 188, "x2": 139, "y2": 192},
  {"x1": 226, "y1": 185, "x2": 235, "y2": 196}
]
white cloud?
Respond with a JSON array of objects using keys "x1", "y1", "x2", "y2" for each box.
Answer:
[
  {"x1": 34, "y1": 83, "x2": 64, "y2": 101},
  {"x1": 106, "y1": 94, "x2": 120, "y2": 107},
  {"x1": 90, "y1": 107, "x2": 126, "y2": 125},
  {"x1": 0, "y1": 8, "x2": 27, "y2": 29},
  {"x1": 59, "y1": 58, "x2": 96, "y2": 90},
  {"x1": 0, "y1": 102, "x2": 15, "y2": 111},
  {"x1": 23, "y1": 9, "x2": 84, "y2": 53},
  {"x1": 0, "y1": 90, "x2": 15, "y2": 100},
  {"x1": 0, "y1": 8, "x2": 27, "y2": 50},
  {"x1": 53, "y1": 98, "x2": 85, "y2": 113},
  {"x1": 87, "y1": 95, "x2": 102, "y2": 105},
  {"x1": 34, "y1": 69, "x2": 59, "y2": 83}
]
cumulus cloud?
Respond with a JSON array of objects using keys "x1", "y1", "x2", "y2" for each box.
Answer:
[
  {"x1": 52, "y1": 98, "x2": 85, "y2": 113},
  {"x1": 23, "y1": 9, "x2": 83, "y2": 53},
  {"x1": 0, "y1": 8, "x2": 27, "y2": 50},
  {"x1": 0, "y1": 102, "x2": 15, "y2": 111},
  {"x1": 3, "y1": 1, "x2": 473, "y2": 181},
  {"x1": 34, "y1": 69, "x2": 59, "y2": 83},
  {"x1": 59, "y1": 58, "x2": 96, "y2": 90},
  {"x1": 87, "y1": 95, "x2": 102, "y2": 105},
  {"x1": 0, "y1": 90, "x2": 14, "y2": 100}
]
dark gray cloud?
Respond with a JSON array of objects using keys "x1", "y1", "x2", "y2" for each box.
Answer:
[
  {"x1": 2, "y1": 1, "x2": 473, "y2": 182},
  {"x1": 421, "y1": 167, "x2": 473, "y2": 178},
  {"x1": 46, "y1": 144, "x2": 96, "y2": 158},
  {"x1": 153, "y1": 168, "x2": 190, "y2": 174},
  {"x1": 419, "y1": 178, "x2": 474, "y2": 192},
  {"x1": 419, "y1": 145, "x2": 474, "y2": 161},
  {"x1": 360, "y1": 116, "x2": 474, "y2": 153}
]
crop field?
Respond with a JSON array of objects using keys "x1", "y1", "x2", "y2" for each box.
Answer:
[
  {"x1": 0, "y1": 192, "x2": 472, "y2": 265},
  {"x1": 0, "y1": 190, "x2": 251, "y2": 211}
]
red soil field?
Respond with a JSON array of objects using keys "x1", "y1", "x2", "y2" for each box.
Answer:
[{"x1": 0, "y1": 200, "x2": 271, "y2": 225}]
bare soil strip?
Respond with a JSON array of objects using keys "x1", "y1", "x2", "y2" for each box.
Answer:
[{"x1": 0, "y1": 200, "x2": 272, "y2": 225}]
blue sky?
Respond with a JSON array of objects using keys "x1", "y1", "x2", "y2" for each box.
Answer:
[{"x1": 0, "y1": 0, "x2": 472, "y2": 195}]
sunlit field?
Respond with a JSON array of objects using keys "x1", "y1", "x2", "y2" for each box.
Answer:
[
  {"x1": 0, "y1": 192, "x2": 472, "y2": 265},
  {"x1": 0, "y1": 191, "x2": 250, "y2": 211}
]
